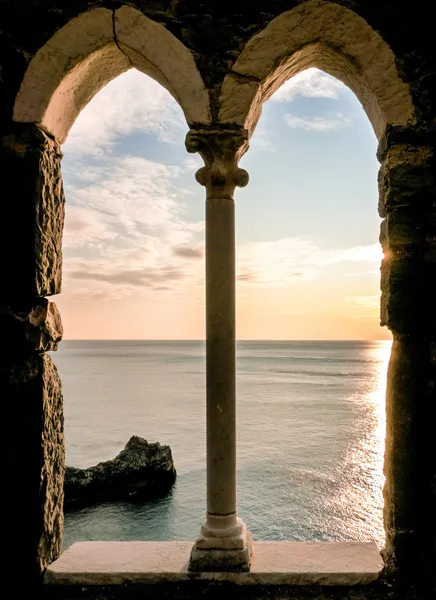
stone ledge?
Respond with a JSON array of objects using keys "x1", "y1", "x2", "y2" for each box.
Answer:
[{"x1": 45, "y1": 541, "x2": 383, "y2": 586}]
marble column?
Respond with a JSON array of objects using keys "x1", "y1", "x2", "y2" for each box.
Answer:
[{"x1": 186, "y1": 128, "x2": 253, "y2": 572}]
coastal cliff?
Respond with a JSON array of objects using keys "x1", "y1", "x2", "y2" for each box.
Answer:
[{"x1": 64, "y1": 436, "x2": 176, "y2": 510}]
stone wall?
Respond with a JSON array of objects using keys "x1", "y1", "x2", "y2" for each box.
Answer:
[
  {"x1": 0, "y1": 0, "x2": 434, "y2": 595},
  {"x1": 0, "y1": 121, "x2": 65, "y2": 590},
  {"x1": 0, "y1": 1, "x2": 435, "y2": 127}
]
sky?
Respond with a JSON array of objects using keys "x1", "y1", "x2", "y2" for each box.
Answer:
[{"x1": 57, "y1": 67, "x2": 391, "y2": 341}]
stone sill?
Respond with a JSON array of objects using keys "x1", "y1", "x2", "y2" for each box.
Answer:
[{"x1": 45, "y1": 541, "x2": 383, "y2": 586}]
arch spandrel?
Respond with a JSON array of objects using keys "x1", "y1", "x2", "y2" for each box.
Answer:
[
  {"x1": 114, "y1": 6, "x2": 211, "y2": 127},
  {"x1": 219, "y1": 0, "x2": 416, "y2": 140},
  {"x1": 13, "y1": 7, "x2": 211, "y2": 144},
  {"x1": 13, "y1": 8, "x2": 125, "y2": 143}
]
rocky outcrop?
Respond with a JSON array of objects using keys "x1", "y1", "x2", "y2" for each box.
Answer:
[{"x1": 64, "y1": 436, "x2": 176, "y2": 510}]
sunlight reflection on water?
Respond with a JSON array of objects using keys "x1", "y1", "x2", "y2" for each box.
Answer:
[{"x1": 338, "y1": 340, "x2": 391, "y2": 545}]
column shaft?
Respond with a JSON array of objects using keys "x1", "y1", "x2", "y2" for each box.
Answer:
[{"x1": 206, "y1": 196, "x2": 236, "y2": 517}]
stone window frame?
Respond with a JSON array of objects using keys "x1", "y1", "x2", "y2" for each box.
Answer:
[{"x1": 11, "y1": 0, "x2": 434, "y2": 587}]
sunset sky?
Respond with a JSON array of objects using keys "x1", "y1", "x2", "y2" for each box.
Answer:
[{"x1": 57, "y1": 67, "x2": 391, "y2": 340}]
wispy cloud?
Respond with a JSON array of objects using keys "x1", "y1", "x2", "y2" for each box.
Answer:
[
  {"x1": 318, "y1": 244, "x2": 382, "y2": 265},
  {"x1": 237, "y1": 239, "x2": 382, "y2": 286},
  {"x1": 67, "y1": 155, "x2": 198, "y2": 240},
  {"x1": 182, "y1": 155, "x2": 203, "y2": 171},
  {"x1": 284, "y1": 113, "x2": 352, "y2": 132},
  {"x1": 62, "y1": 152, "x2": 204, "y2": 298},
  {"x1": 248, "y1": 118, "x2": 277, "y2": 153},
  {"x1": 62, "y1": 204, "x2": 118, "y2": 248},
  {"x1": 345, "y1": 295, "x2": 380, "y2": 308},
  {"x1": 63, "y1": 69, "x2": 186, "y2": 156},
  {"x1": 272, "y1": 68, "x2": 343, "y2": 103},
  {"x1": 173, "y1": 245, "x2": 203, "y2": 259},
  {"x1": 70, "y1": 265, "x2": 187, "y2": 287}
]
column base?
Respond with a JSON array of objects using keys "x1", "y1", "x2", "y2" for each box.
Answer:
[{"x1": 188, "y1": 515, "x2": 253, "y2": 572}]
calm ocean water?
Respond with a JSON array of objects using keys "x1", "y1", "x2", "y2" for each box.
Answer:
[{"x1": 52, "y1": 340, "x2": 391, "y2": 550}]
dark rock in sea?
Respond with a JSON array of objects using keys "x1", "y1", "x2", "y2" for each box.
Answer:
[{"x1": 64, "y1": 436, "x2": 176, "y2": 510}]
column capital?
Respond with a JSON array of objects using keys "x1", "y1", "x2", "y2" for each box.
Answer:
[{"x1": 185, "y1": 127, "x2": 249, "y2": 199}]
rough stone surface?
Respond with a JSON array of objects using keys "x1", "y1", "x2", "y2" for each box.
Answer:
[
  {"x1": 189, "y1": 541, "x2": 253, "y2": 573},
  {"x1": 115, "y1": 6, "x2": 210, "y2": 127},
  {"x1": 2, "y1": 353, "x2": 64, "y2": 587},
  {"x1": 44, "y1": 541, "x2": 383, "y2": 586},
  {"x1": 64, "y1": 436, "x2": 176, "y2": 510},
  {"x1": 0, "y1": 1, "x2": 435, "y2": 129},
  {"x1": 1, "y1": 298, "x2": 63, "y2": 353},
  {"x1": 12, "y1": 8, "x2": 126, "y2": 143},
  {"x1": 380, "y1": 256, "x2": 436, "y2": 334},
  {"x1": 218, "y1": 1, "x2": 416, "y2": 138},
  {"x1": 13, "y1": 5, "x2": 211, "y2": 142},
  {"x1": 378, "y1": 143, "x2": 436, "y2": 335},
  {"x1": 0, "y1": 124, "x2": 65, "y2": 299},
  {"x1": 378, "y1": 145, "x2": 435, "y2": 219},
  {"x1": 383, "y1": 336, "x2": 436, "y2": 590},
  {"x1": 40, "y1": 584, "x2": 435, "y2": 600},
  {"x1": 189, "y1": 516, "x2": 253, "y2": 572},
  {"x1": 185, "y1": 128, "x2": 249, "y2": 199}
]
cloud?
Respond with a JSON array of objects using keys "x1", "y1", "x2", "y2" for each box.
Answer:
[
  {"x1": 70, "y1": 266, "x2": 186, "y2": 287},
  {"x1": 345, "y1": 295, "x2": 380, "y2": 308},
  {"x1": 248, "y1": 118, "x2": 277, "y2": 153},
  {"x1": 237, "y1": 238, "x2": 319, "y2": 286},
  {"x1": 237, "y1": 269, "x2": 257, "y2": 282},
  {"x1": 62, "y1": 204, "x2": 118, "y2": 248},
  {"x1": 66, "y1": 155, "x2": 198, "y2": 241},
  {"x1": 316, "y1": 244, "x2": 383, "y2": 266},
  {"x1": 62, "y1": 147, "x2": 381, "y2": 300},
  {"x1": 272, "y1": 68, "x2": 344, "y2": 103},
  {"x1": 343, "y1": 295, "x2": 380, "y2": 319},
  {"x1": 62, "y1": 250, "x2": 200, "y2": 300},
  {"x1": 173, "y1": 245, "x2": 203, "y2": 259},
  {"x1": 183, "y1": 155, "x2": 203, "y2": 171},
  {"x1": 63, "y1": 69, "x2": 186, "y2": 157},
  {"x1": 284, "y1": 113, "x2": 352, "y2": 132},
  {"x1": 62, "y1": 152, "x2": 204, "y2": 298},
  {"x1": 236, "y1": 238, "x2": 382, "y2": 287}
]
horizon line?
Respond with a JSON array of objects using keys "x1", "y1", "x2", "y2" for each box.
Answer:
[{"x1": 60, "y1": 338, "x2": 392, "y2": 342}]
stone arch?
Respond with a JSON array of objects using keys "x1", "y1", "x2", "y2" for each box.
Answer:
[
  {"x1": 13, "y1": 6, "x2": 211, "y2": 144},
  {"x1": 219, "y1": 0, "x2": 416, "y2": 140}
]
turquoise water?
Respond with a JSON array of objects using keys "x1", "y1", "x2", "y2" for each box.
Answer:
[{"x1": 54, "y1": 340, "x2": 390, "y2": 550}]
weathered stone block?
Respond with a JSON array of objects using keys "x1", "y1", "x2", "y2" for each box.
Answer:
[
  {"x1": 2, "y1": 353, "x2": 64, "y2": 587},
  {"x1": 380, "y1": 257, "x2": 436, "y2": 334},
  {"x1": 378, "y1": 147, "x2": 435, "y2": 217},
  {"x1": 1, "y1": 298, "x2": 63, "y2": 353},
  {"x1": 0, "y1": 125, "x2": 65, "y2": 300},
  {"x1": 379, "y1": 211, "x2": 436, "y2": 258}
]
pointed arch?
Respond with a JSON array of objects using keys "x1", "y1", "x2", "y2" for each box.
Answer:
[
  {"x1": 218, "y1": 0, "x2": 416, "y2": 140},
  {"x1": 13, "y1": 7, "x2": 211, "y2": 144}
]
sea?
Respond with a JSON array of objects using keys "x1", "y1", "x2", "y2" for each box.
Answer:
[{"x1": 52, "y1": 340, "x2": 391, "y2": 551}]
